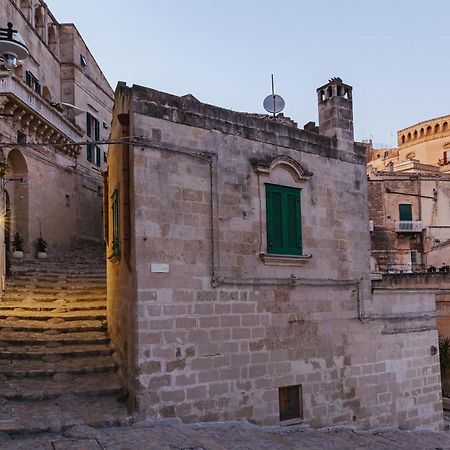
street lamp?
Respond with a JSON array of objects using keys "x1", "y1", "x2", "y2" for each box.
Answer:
[{"x1": 0, "y1": 22, "x2": 29, "y2": 70}]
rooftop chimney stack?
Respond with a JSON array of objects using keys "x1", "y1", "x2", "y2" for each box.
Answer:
[{"x1": 317, "y1": 78, "x2": 354, "y2": 152}]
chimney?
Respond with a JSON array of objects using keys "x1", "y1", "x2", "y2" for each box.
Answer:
[{"x1": 317, "y1": 77, "x2": 354, "y2": 152}]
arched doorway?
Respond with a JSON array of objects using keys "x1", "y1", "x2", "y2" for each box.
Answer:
[{"x1": 6, "y1": 149, "x2": 29, "y2": 254}]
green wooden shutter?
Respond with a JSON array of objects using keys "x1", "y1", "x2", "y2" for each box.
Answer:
[
  {"x1": 94, "y1": 118, "x2": 100, "y2": 140},
  {"x1": 266, "y1": 184, "x2": 302, "y2": 255},
  {"x1": 267, "y1": 189, "x2": 284, "y2": 251},
  {"x1": 286, "y1": 190, "x2": 302, "y2": 254},
  {"x1": 399, "y1": 204, "x2": 412, "y2": 221},
  {"x1": 87, "y1": 144, "x2": 93, "y2": 162},
  {"x1": 86, "y1": 112, "x2": 92, "y2": 137}
]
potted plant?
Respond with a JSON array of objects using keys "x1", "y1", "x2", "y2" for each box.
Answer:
[
  {"x1": 36, "y1": 236, "x2": 47, "y2": 259},
  {"x1": 12, "y1": 232, "x2": 24, "y2": 259}
]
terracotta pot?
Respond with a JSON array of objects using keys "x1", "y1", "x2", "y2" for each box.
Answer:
[
  {"x1": 12, "y1": 250, "x2": 24, "y2": 259},
  {"x1": 36, "y1": 252, "x2": 47, "y2": 259}
]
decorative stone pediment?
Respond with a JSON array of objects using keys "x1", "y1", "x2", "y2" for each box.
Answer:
[{"x1": 252, "y1": 155, "x2": 313, "y2": 181}]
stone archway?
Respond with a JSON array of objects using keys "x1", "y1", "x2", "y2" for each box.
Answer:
[{"x1": 6, "y1": 149, "x2": 29, "y2": 253}]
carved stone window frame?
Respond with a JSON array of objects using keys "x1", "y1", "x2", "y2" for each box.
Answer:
[{"x1": 253, "y1": 155, "x2": 313, "y2": 267}]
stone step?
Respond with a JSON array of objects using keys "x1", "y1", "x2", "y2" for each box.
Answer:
[
  {"x1": 0, "y1": 343, "x2": 112, "y2": 359},
  {"x1": 0, "y1": 355, "x2": 117, "y2": 377},
  {"x1": 5, "y1": 281, "x2": 106, "y2": 289},
  {"x1": 10, "y1": 267, "x2": 106, "y2": 275},
  {"x1": 0, "y1": 395, "x2": 130, "y2": 434},
  {"x1": 2, "y1": 294, "x2": 106, "y2": 303},
  {"x1": 0, "y1": 310, "x2": 106, "y2": 321},
  {"x1": 4, "y1": 287, "x2": 105, "y2": 294},
  {"x1": 0, "y1": 319, "x2": 106, "y2": 332},
  {"x1": 0, "y1": 330, "x2": 109, "y2": 345},
  {"x1": 0, "y1": 372, "x2": 122, "y2": 400},
  {"x1": 8, "y1": 271, "x2": 106, "y2": 281},
  {"x1": 7, "y1": 277, "x2": 106, "y2": 289},
  {"x1": 0, "y1": 301, "x2": 106, "y2": 312}
]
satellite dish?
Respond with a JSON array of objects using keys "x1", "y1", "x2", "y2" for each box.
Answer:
[
  {"x1": 263, "y1": 94, "x2": 285, "y2": 114},
  {"x1": 263, "y1": 74, "x2": 285, "y2": 116}
]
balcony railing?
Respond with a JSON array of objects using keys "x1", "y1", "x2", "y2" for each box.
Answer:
[
  {"x1": 395, "y1": 220, "x2": 423, "y2": 233},
  {"x1": 386, "y1": 263, "x2": 425, "y2": 273},
  {"x1": 0, "y1": 73, "x2": 82, "y2": 142}
]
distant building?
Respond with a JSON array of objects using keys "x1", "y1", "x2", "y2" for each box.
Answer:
[
  {"x1": 0, "y1": 0, "x2": 113, "y2": 276},
  {"x1": 105, "y1": 78, "x2": 442, "y2": 429},
  {"x1": 368, "y1": 115, "x2": 450, "y2": 273}
]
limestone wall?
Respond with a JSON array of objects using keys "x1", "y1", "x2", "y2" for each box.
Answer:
[
  {"x1": 106, "y1": 84, "x2": 442, "y2": 429},
  {"x1": 106, "y1": 88, "x2": 139, "y2": 407},
  {"x1": 0, "y1": 0, "x2": 113, "y2": 256}
]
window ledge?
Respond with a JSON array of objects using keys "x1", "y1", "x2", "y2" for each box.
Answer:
[{"x1": 259, "y1": 253, "x2": 312, "y2": 266}]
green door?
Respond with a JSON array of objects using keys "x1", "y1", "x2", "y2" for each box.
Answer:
[{"x1": 399, "y1": 204, "x2": 412, "y2": 221}]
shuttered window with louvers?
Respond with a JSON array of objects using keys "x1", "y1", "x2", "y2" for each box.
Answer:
[{"x1": 266, "y1": 184, "x2": 302, "y2": 255}]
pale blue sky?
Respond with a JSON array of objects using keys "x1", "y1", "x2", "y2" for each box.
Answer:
[{"x1": 44, "y1": 0, "x2": 450, "y2": 146}]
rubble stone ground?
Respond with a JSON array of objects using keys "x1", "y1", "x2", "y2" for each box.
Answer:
[{"x1": 2, "y1": 419, "x2": 450, "y2": 449}]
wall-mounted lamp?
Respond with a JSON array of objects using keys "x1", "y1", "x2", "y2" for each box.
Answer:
[{"x1": 0, "y1": 22, "x2": 29, "y2": 71}]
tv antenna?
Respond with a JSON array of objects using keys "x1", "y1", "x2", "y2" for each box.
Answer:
[{"x1": 263, "y1": 74, "x2": 285, "y2": 118}]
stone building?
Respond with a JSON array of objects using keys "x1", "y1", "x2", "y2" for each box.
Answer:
[
  {"x1": 106, "y1": 77, "x2": 443, "y2": 429},
  {"x1": 368, "y1": 115, "x2": 450, "y2": 273},
  {"x1": 0, "y1": 0, "x2": 113, "y2": 275}
]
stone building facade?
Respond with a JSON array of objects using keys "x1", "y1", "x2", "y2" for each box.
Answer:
[
  {"x1": 106, "y1": 78, "x2": 443, "y2": 429},
  {"x1": 0, "y1": 0, "x2": 113, "y2": 275},
  {"x1": 368, "y1": 115, "x2": 450, "y2": 273}
]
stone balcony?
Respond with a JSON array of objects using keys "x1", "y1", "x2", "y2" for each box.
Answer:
[
  {"x1": 0, "y1": 73, "x2": 82, "y2": 157},
  {"x1": 395, "y1": 220, "x2": 423, "y2": 233}
]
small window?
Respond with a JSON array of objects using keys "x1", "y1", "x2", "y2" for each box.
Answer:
[
  {"x1": 444, "y1": 150, "x2": 450, "y2": 165},
  {"x1": 86, "y1": 112, "x2": 101, "y2": 166},
  {"x1": 279, "y1": 385, "x2": 302, "y2": 422},
  {"x1": 65, "y1": 195, "x2": 70, "y2": 208},
  {"x1": 103, "y1": 152, "x2": 107, "y2": 163},
  {"x1": 25, "y1": 70, "x2": 41, "y2": 95},
  {"x1": 266, "y1": 184, "x2": 302, "y2": 255},
  {"x1": 111, "y1": 189, "x2": 120, "y2": 257},
  {"x1": 80, "y1": 54, "x2": 87, "y2": 67},
  {"x1": 17, "y1": 131, "x2": 26, "y2": 144}
]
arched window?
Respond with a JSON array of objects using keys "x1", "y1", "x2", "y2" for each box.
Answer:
[
  {"x1": 407, "y1": 132, "x2": 412, "y2": 142},
  {"x1": 47, "y1": 24, "x2": 57, "y2": 54},
  {"x1": 401, "y1": 135, "x2": 406, "y2": 144},
  {"x1": 435, "y1": 123, "x2": 440, "y2": 133},
  {"x1": 34, "y1": 6, "x2": 45, "y2": 40},
  {"x1": 413, "y1": 130, "x2": 418, "y2": 140},
  {"x1": 20, "y1": 0, "x2": 32, "y2": 21},
  {"x1": 427, "y1": 126, "x2": 432, "y2": 135},
  {"x1": 42, "y1": 86, "x2": 51, "y2": 102},
  {"x1": 444, "y1": 122, "x2": 448, "y2": 132},
  {"x1": 420, "y1": 128, "x2": 424, "y2": 137}
]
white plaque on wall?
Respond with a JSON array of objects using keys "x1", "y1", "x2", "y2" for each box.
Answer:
[{"x1": 151, "y1": 263, "x2": 169, "y2": 273}]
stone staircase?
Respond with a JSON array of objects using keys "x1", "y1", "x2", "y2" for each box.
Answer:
[{"x1": 0, "y1": 249, "x2": 130, "y2": 435}]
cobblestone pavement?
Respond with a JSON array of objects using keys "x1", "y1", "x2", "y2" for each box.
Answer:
[{"x1": 2, "y1": 420, "x2": 450, "y2": 449}]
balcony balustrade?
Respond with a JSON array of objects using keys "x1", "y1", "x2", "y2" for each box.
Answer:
[
  {"x1": 395, "y1": 220, "x2": 423, "y2": 233},
  {"x1": 0, "y1": 73, "x2": 82, "y2": 156}
]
